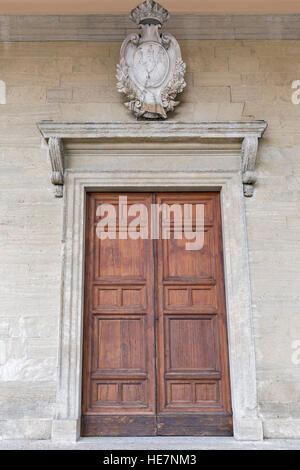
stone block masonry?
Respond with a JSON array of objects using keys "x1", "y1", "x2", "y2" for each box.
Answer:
[{"x1": 0, "y1": 39, "x2": 300, "y2": 439}]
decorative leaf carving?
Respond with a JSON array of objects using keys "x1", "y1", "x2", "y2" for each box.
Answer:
[
  {"x1": 161, "y1": 59, "x2": 186, "y2": 113},
  {"x1": 116, "y1": 58, "x2": 144, "y2": 118}
]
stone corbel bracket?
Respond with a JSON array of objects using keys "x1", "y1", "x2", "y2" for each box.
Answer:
[
  {"x1": 38, "y1": 120, "x2": 267, "y2": 198},
  {"x1": 48, "y1": 137, "x2": 64, "y2": 198},
  {"x1": 242, "y1": 135, "x2": 259, "y2": 197}
]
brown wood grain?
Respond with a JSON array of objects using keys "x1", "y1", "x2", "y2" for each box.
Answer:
[{"x1": 81, "y1": 192, "x2": 232, "y2": 436}]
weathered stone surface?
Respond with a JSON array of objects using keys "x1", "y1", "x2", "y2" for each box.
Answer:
[
  {"x1": 0, "y1": 382, "x2": 55, "y2": 419},
  {"x1": 0, "y1": 419, "x2": 52, "y2": 440},
  {"x1": 263, "y1": 419, "x2": 300, "y2": 439},
  {"x1": 47, "y1": 87, "x2": 73, "y2": 103}
]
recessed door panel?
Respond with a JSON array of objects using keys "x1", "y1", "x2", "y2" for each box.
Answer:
[{"x1": 166, "y1": 316, "x2": 219, "y2": 372}]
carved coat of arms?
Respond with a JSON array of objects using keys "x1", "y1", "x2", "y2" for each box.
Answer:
[{"x1": 116, "y1": 0, "x2": 186, "y2": 119}]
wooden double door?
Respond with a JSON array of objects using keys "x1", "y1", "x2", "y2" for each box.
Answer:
[{"x1": 82, "y1": 193, "x2": 232, "y2": 436}]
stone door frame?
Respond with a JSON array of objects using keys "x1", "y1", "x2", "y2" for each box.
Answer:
[{"x1": 37, "y1": 121, "x2": 267, "y2": 442}]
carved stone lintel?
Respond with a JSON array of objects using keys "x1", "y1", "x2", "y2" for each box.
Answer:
[
  {"x1": 38, "y1": 121, "x2": 267, "y2": 199},
  {"x1": 48, "y1": 137, "x2": 64, "y2": 198},
  {"x1": 241, "y1": 136, "x2": 259, "y2": 197}
]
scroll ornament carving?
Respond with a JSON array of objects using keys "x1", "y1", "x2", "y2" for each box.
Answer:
[
  {"x1": 242, "y1": 136, "x2": 259, "y2": 197},
  {"x1": 48, "y1": 137, "x2": 64, "y2": 198},
  {"x1": 116, "y1": 0, "x2": 186, "y2": 119}
]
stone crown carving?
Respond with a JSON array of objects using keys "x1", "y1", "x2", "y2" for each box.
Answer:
[
  {"x1": 130, "y1": 0, "x2": 169, "y2": 25},
  {"x1": 116, "y1": 1, "x2": 186, "y2": 120}
]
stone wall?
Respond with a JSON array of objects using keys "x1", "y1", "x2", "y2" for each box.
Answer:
[{"x1": 0, "y1": 39, "x2": 300, "y2": 439}]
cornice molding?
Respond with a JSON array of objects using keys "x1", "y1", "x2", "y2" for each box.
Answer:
[
  {"x1": 37, "y1": 120, "x2": 267, "y2": 198},
  {"x1": 1, "y1": 14, "x2": 300, "y2": 41},
  {"x1": 38, "y1": 120, "x2": 267, "y2": 140}
]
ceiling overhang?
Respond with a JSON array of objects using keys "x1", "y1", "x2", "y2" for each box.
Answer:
[{"x1": 1, "y1": 1, "x2": 300, "y2": 15}]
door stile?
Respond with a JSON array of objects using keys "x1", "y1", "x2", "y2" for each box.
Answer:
[
  {"x1": 81, "y1": 193, "x2": 157, "y2": 436},
  {"x1": 154, "y1": 193, "x2": 233, "y2": 436}
]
